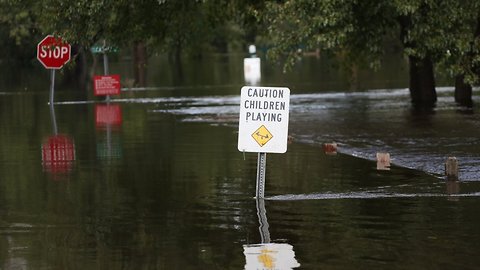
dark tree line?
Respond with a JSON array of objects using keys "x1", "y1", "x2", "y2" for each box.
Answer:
[
  {"x1": 0, "y1": 0, "x2": 479, "y2": 106},
  {"x1": 263, "y1": 0, "x2": 480, "y2": 106}
]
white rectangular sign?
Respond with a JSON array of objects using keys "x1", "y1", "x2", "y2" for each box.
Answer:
[{"x1": 238, "y1": 86, "x2": 290, "y2": 153}]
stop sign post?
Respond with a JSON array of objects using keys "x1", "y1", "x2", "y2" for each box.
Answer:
[{"x1": 37, "y1": 35, "x2": 71, "y2": 105}]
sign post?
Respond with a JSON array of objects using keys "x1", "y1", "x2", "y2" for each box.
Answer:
[
  {"x1": 238, "y1": 86, "x2": 290, "y2": 198},
  {"x1": 91, "y1": 40, "x2": 121, "y2": 101},
  {"x1": 256, "y1": 152, "x2": 267, "y2": 198},
  {"x1": 102, "y1": 39, "x2": 111, "y2": 102},
  {"x1": 37, "y1": 35, "x2": 71, "y2": 105}
]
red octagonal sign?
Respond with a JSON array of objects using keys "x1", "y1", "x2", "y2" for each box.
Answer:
[{"x1": 37, "y1": 35, "x2": 71, "y2": 69}]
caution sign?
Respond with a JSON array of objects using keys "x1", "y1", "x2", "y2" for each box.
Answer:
[
  {"x1": 252, "y1": 125, "x2": 273, "y2": 147},
  {"x1": 238, "y1": 86, "x2": 290, "y2": 153}
]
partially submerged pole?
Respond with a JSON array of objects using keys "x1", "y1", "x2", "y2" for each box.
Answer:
[
  {"x1": 445, "y1": 157, "x2": 459, "y2": 181},
  {"x1": 103, "y1": 39, "x2": 111, "y2": 103},
  {"x1": 49, "y1": 94, "x2": 58, "y2": 135},
  {"x1": 49, "y1": 70, "x2": 55, "y2": 106},
  {"x1": 256, "y1": 152, "x2": 267, "y2": 198}
]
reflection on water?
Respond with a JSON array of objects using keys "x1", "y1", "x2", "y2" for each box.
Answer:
[
  {"x1": 244, "y1": 243, "x2": 300, "y2": 270},
  {"x1": 95, "y1": 104, "x2": 122, "y2": 128},
  {"x1": 41, "y1": 134, "x2": 76, "y2": 175},
  {"x1": 95, "y1": 104, "x2": 123, "y2": 161},
  {"x1": 41, "y1": 104, "x2": 76, "y2": 178},
  {"x1": 243, "y1": 199, "x2": 300, "y2": 269},
  {"x1": 256, "y1": 199, "x2": 270, "y2": 244}
]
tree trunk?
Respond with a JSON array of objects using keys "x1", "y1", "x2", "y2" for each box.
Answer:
[
  {"x1": 454, "y1": 74, "x2": 472, "y2": 106},
  {"x1": 408, "y1": 55, "x2": 437, "y2": 106},
  {"x1": 133, "y1": 41, "x2": 147, "y2": 87},
  {"x1": 398, "y1": 15, "x2": 437, "y2": 107}
]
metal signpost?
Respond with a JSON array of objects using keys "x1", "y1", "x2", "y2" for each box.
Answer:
[
  {"x1": 91, "y1": 40, "x2": 121, "y2": 102},
  {"x1": 102, "y1": 39, "x2": 111, "y2": 102},
  {"x1": 238, "y1": 86, "x2": 290, "y2": 198},
  {"x1": 37, "y1": 35, "x2": 71, "y2": 105}
]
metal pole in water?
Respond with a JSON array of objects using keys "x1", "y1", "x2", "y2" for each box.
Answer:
[
  {"x1": 256, "y1": 152, "x2": 267, "y2": 198},
  {"x1": 48, "y1": 69, "x2": 58, "y2": 134},
  {"x1": 49, "y1": 98, "x2": 58, "y2": 135},
  {"x1": 49, "y1": 70, "x2": 55, "y2": 106},
  {"x1": 103, "y1": 39, "x2": 110, "y2": 103}
]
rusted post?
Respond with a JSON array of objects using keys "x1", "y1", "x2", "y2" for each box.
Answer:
[{"x1": 445, "y1": 157, "x2": 459, "y2": 181}]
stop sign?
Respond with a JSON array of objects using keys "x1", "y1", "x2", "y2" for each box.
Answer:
[{"x1": 37, "y1": 35, "x2": 71, "y2": 69}]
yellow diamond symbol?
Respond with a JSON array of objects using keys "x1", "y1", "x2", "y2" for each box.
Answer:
[{"x1": 252, "y1": 125, "x2": 273, "y2": 147}]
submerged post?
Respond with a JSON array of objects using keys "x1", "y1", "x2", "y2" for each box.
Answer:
[
  {"x1": 103, "y1": 39, "x2": 111, "y2": 103},
  {"x1": 256, "y1": 152, "x2": 267, "y2": 198},
  {"x1": 49, "y1": 94, "x2": 58, "y2": 135},
  {"x1": 376, "y1": 152, "x2": 391, "y2": 171},
  {"x1": 49, "y1": 70, "x2": 55, "y2": 106},
  {"x1": 445, "y1": 157, "x2": 459, "y2": 181}
]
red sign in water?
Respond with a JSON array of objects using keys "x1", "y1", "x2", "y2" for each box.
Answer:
[
  {"x1": 37, "y1": 35, "x2": 71, "y2": 69},
  {"x1": 94, "y1": 75, "x2": 121, "y2": 96},
  {"x1": 95, "y1": 104, "x2": 123, "y2": 127},
  {"x1": 41, "y1": 135, "x2": 76, "y2": 174}
]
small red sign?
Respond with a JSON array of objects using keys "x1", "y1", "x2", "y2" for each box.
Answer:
[
  {"x1": 41, "y1": 135, "x2": 75, "y2": 174},
  {"x1": 37, "y1": 35, "x2": 71, "y2": 69},
  {"x1": 95, "y1": 104, "x2": 122, "y2": 127},
  {"x1": 93, "y1": 75, "x2": 121, "y2": 96}
]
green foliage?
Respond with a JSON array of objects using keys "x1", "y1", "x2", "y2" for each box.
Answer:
[
  {"x1": 262, "y1": 0, "x2": 480, "y2": 85},
  {"x1": 0, "y1": 0, "x2": 38, "y2": 45},
  {"x1": 0, "y1": 0, "x2": 478, "y2": 87},
  {"x1": 0, "y1": 0, "x2": 253, "y2": 61},
  {"x1": 36, "y1": 0, "x2": 247, "y2": 54}
]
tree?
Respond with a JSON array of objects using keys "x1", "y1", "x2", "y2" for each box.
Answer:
[
  {"x1": 0, "y1": 0, "x2": 41, "y2": 64},
  {"x1": 397, "y1": 0, "x2": 480, "y2": 106},
  {"x1": 35, "y1": 0, "x2": 243, "y2": 53},
  {"x1": 262, "y1": 0, "x2": 480, "y2": 106},
  {"x1": 444, "y1": 6, "x2": 480, "y2": 106},
  {"x1": 32, "y1": 0, "x2": 243, "y2": 86}
]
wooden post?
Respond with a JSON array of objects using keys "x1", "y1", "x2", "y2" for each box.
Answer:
[
  {"x1": 323, "y1": 143, "x2": 337, "y2": 155},
  {"x1": 445, "y1": 157, "x2": 459, "y2": 181},
  {"x1": 376, "y1": 152, "x2": 391, "y2": 171}
]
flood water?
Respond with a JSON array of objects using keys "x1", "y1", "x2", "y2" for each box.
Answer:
[{"x1": 1, "y1": 53, "x2": 480, "y2": 269}]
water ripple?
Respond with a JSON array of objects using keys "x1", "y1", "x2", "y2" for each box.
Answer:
[{"x1": 268, "y1": 191, "x2": 480, "y2": 201}]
